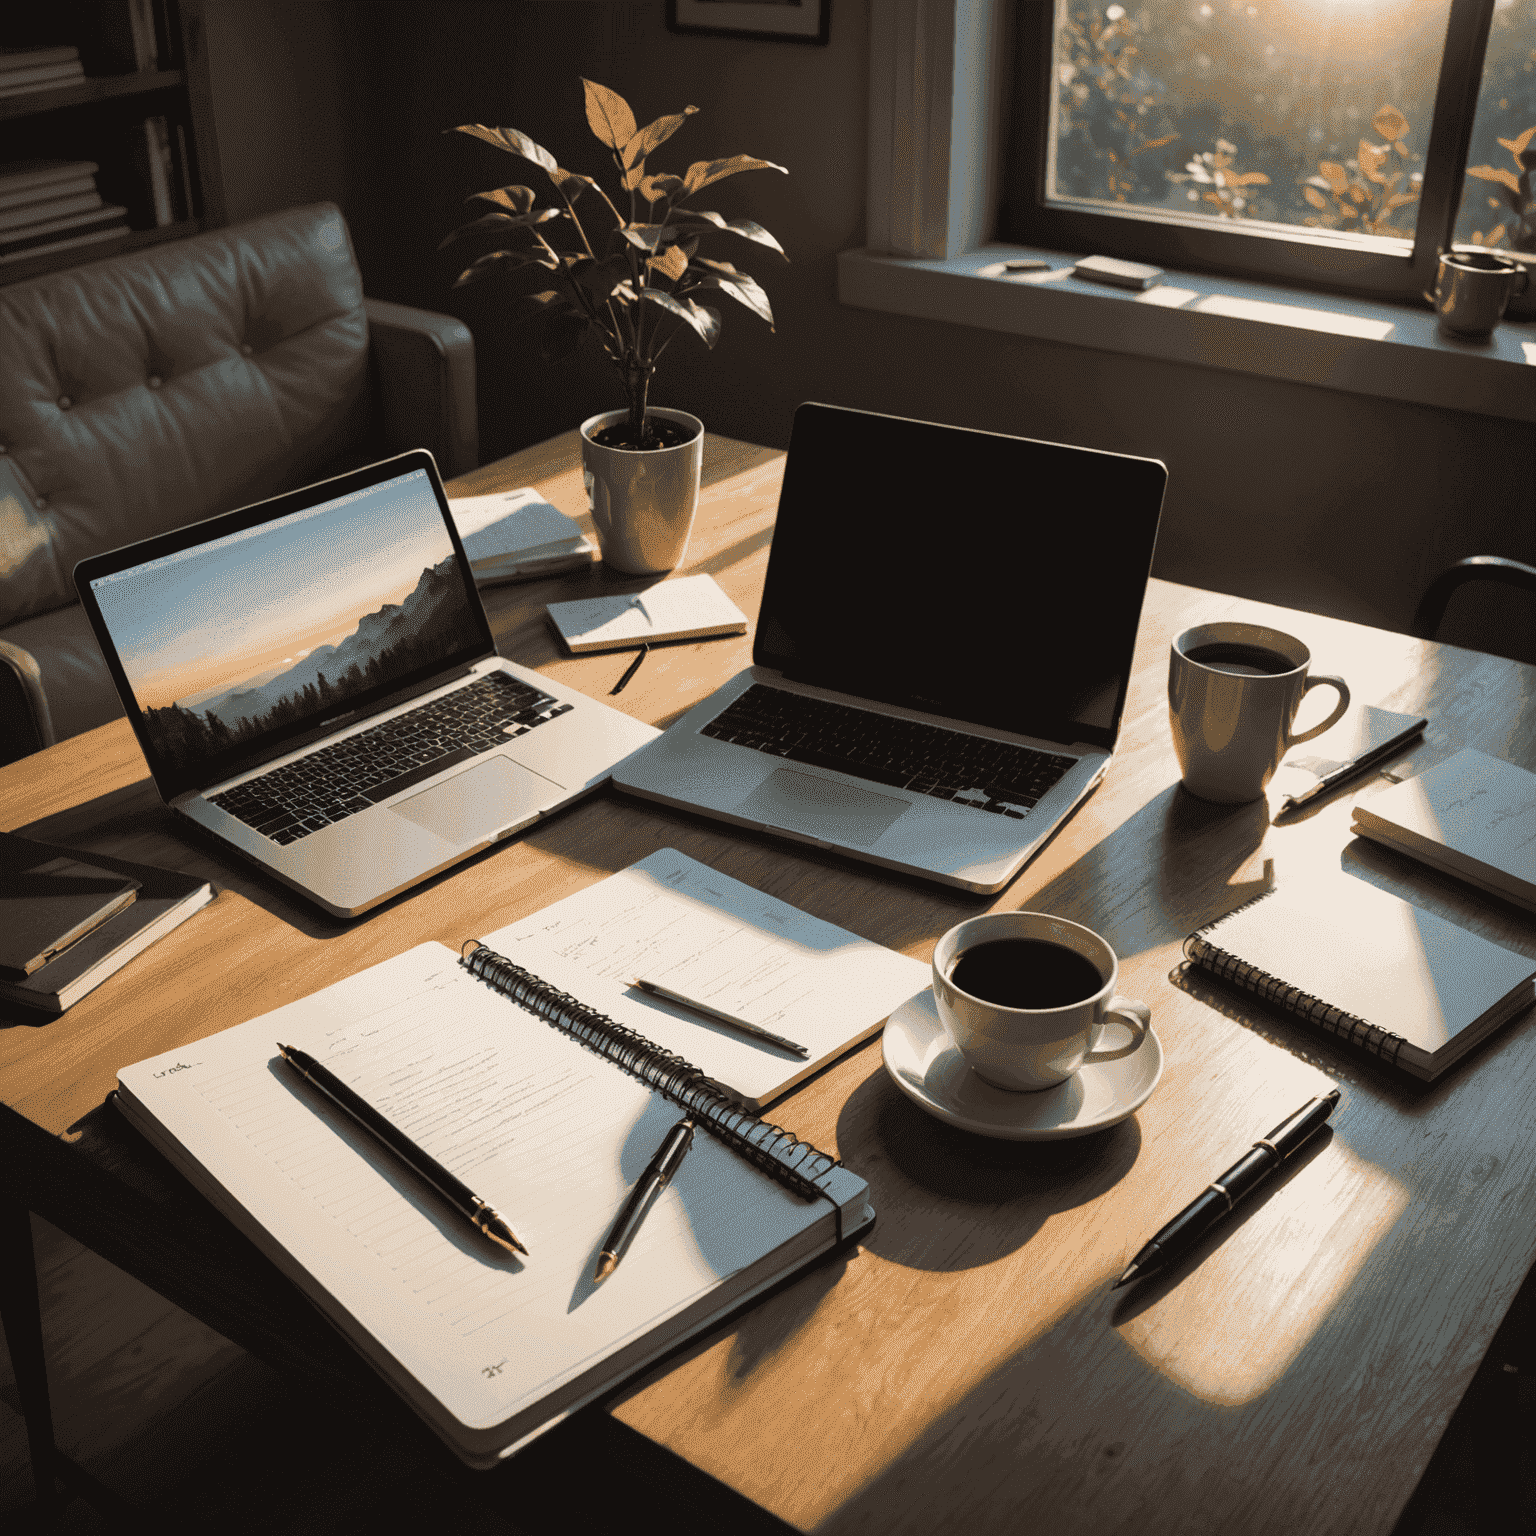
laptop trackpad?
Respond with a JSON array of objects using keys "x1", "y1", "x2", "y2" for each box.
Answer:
[
  {"x1": 390, "y1": 755, "x2": 559, "y2": 846},
  {"x1": 734, "y1": 767, "x2": 909, "y2": 848}
]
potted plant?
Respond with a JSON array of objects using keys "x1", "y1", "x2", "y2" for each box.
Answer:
[{"x1": 444, "y1": 79, "x2": 787, "y2": 574}]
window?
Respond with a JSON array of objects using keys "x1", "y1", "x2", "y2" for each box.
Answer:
[{"x1": 1002, "y1": 0, "x2": 1536, "y2": 304}]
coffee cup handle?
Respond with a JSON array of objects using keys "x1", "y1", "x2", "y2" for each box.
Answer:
[
  {"x1": 1286, "y1": 674, "x2": 1350, "y2": 746},
  {"x1": 1083, "y1": 997, "x2": 1150, "y2": 1064}
]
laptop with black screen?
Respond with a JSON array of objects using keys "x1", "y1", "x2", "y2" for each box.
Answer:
[
  {"x1": 612, "y1": 404, "x2": 1166, "y2": 893},
  {"x1": 76, "y1": 450, "x2": 657, "y2": 917}
]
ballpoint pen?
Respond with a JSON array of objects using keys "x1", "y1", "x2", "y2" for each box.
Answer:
[
  {"x1": 276, "y1": 1042, "x2": 529, "y2": 1258},
  {"x1": 1113, "y1": 1089, "x2": 1340, "y2": 1289},
  {"x1": 611, "y1": 643, "x2": 649, "y2": 694},
  {"x1": 1277, "y1": 717, "x2": 1428, "y2": 813},
  {"x1": 629, "y1": 976, "x2": 811, "y2": 1057},
  {"x1": 594, "y1": 1116, "x2": 695, "y2": 1282}
]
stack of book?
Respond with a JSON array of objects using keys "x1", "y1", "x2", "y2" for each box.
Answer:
[
  {"x1": 0, "y1": 46, "x2": 86, "y2": 102},
  {"x1": 0, "y1": 159, "x2": 130, "y2": 267}
]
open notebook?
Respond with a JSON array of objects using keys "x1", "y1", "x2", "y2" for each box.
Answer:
[{"x1": 115, "y1": 943, "x2": 871, "y2": 1465}]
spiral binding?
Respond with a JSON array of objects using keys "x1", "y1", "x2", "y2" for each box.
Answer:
[
  {"x1": 458, "y1": 941, "x2": 838, "y2": 1202},
  {"x1": 1183, "y1": 890, "x2": 1409, "y2": 1068}
]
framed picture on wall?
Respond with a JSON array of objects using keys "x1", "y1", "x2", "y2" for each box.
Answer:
[{"x1": 666, "y1": 1, "x2": 830, "y2": 46}]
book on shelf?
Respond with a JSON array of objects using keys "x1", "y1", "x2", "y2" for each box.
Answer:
[
  {"x1": 0, "y1": 160, "x2": 100, "y2": 199},
  {"x1": 0, "y1": 189, "x2": 102, "y2": 233},
  {"x1": 1184, "y1": 873, "x2": 1536, "y2": 1080},
  {"x1": 446, "y1": 486, "x2": 596, "y2": 584},
  {"x1": 0, "y1": 173, "x2": 98, "y2": 212},
  {"x1": 1351, "y1": 749, "x2": 1536, "y2": 915},
  {"x1": 0, "y1": 63, "x2": 86, "y2": 100},
  {"x1": 0, "y1": 835, "x2": 214, "y2": 1013},
  {"x1": 137, "y1": 114, "x2": 174, "y2": 225},
  {"x1": 0, "y1": 223, "x2": 129, "y2": 266},
  {"x1": 115, "y1": 919, "x2": 876, "y2": 1463},
  {"x1": 0, "y1": 205, "x2": 130, "y2": 258}
]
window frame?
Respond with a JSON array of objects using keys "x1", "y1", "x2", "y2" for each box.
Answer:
[{"x1": 1000, "y1": 0, "x2": 1503, "y2": 307}]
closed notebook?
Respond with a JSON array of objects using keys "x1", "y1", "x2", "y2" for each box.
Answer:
[
  {"x1": 1351, "y1": 749, "x2": 1536, "y2": 914},
  {"x1": 546, "y1": 574, "x2": 748, "y2": 653},
  {"x1": 1184, "y1": 875, "x2": 1535, "y2": 1080},
  {"x1": 114, "y1": 941, "x2": 873, "y2": 1466},
  {"x1": 0, "y1": 837, "x2": 213, "y2": 1013},
  {"x1": 446, "y1": 486, "x2": 595, "y2": 584},
  {"x1": 0, "y1": 833, "x2": 139, "y2": 978}
]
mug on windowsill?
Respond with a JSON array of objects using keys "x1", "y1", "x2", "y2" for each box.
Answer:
[{"x1": 1430, "y1": 251, "x2": 1531, "y2": 339}]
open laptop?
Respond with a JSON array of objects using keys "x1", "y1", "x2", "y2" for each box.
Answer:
[
  {"x1": 75, "y1": 450, "x2": 658, "y2": 917},
  {"x1": 613, "y1": 404, "x2": 1166, "y2": 893}
]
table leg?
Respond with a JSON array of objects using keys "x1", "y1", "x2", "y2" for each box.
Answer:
[{"x1": 0, "y1": 1197, "x2": 62, "y2": 1525}]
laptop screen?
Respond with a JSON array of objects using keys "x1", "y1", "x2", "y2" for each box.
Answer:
[
  {"x1": 754, "y1": 405, "x2": 1166, "y2": 751},
  {"x1": 79, "y1": 457, "x2": 491, "y2": 797}
]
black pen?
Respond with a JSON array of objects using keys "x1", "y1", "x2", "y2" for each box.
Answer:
[
  {"x1": 1278, "y1": 718, "x2": 1427, "y2": 813},
  {"x1": 276, "y1": 1043, "x2": 529, "y2": 1258},
  {"x1": 611, "y1": 643, "x2": 649, "y2": 694},
  {"x1": 593, "y1": 1116, "x2": 695, "y2": 1282},
  {"x1": 1113, "y1": 1089, "x2": 1340, "y2": 1289}
]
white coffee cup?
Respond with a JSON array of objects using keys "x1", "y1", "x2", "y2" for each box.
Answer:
[
  {"x1": 1169, "y1": 622, "x2": 1349, "y2": 804},
  {"x1": 932, "y1": 911, "x2": 1150, "y2": 1093}
]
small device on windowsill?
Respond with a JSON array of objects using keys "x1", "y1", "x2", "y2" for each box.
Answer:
[{"x1": 1073, "y1": 255, "x2": 1164, "y2": 291}]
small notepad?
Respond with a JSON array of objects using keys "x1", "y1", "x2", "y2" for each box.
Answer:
[{"x1": 545, "y1": 574, "x2": 749, "y2": 653}]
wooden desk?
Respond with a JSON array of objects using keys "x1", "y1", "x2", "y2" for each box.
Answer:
[{"x1": 3, "y1": 433, "x2": 1534, "y2": 1534}]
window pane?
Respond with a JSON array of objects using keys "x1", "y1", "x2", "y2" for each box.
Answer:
[
  {"x1": 1048, "y1": 0, "x2": 1454, "y2": 249},
  {"x1": 1451, "y1": 0, "x2": 1536, "y2": 253}
]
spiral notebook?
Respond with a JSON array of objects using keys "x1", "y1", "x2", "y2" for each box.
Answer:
[
  {"x1": 115, "y1": 941, "x2": 870, "y2": 1466},
  {"x1": 1184, "y1": 877, "x2": 1536, "y2": 1080}
]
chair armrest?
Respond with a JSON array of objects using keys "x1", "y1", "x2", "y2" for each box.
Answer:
[
  {"x1": 0, "y1": 637, "x2": 56, "y2": 764},
  {"x1": 1411, "y1": 556, "x2": 1536, "y2": 640},
  {"x1": 363, "y1": 297, "x2": 478, "y2": 480}
]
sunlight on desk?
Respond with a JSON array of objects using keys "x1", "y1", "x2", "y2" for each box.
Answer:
[
  {"x1": 1192, "y1": 293, "x2": 1396, "y2": 341},
  {"x1": 1117, "y1": 1137, "x2": 1408, "y2": 1406}
]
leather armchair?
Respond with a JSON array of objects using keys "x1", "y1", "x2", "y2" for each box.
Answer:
[{"x1": 0, "y1": 202, "x2": 477, "y2": 764}]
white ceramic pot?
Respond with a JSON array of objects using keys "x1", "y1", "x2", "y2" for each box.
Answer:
[{"x1": 579, "y1": 408, "x2": 704, "y2": 575}]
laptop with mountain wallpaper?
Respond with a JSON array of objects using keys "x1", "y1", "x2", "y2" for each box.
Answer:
[{"x1": 76, "y1": 450, "x2": 657, "y2": 917}]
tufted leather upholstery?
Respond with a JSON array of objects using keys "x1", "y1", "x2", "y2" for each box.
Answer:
[{"x1": 0, "y1": 202, "x2": 477, "y2": 763}]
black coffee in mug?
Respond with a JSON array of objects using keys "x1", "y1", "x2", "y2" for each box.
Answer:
[
  {"x1": 948, "y1": 938, "x2": 1104, "y2": 1010},
  {"x1": 1183, "y1": 640, "x2": 1294, "y2": 678}
]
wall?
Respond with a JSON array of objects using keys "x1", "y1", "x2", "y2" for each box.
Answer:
[{"x1": 197, "y1": 0, "x2": 1535, "y2": 649}]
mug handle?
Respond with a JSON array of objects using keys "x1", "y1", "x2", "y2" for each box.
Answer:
[
  {"x1": 1083, "y1": 997, "x2": 1150, "y2": 1065},
  {"x1": 1287, "y1": 674, "x2": 1350, "y2": 746}
]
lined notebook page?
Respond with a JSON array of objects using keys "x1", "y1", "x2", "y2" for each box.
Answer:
[
  {"x1": 116, "y1": 945, "x2": 830, "y2": 1440},
  {"x1": 482, "y1": 847, "x2": 928, "y2": 1106}
]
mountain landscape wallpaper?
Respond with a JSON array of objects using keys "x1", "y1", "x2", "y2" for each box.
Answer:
[{"x1": 89, "y1": 473, "x2": 482, "y2": 780}]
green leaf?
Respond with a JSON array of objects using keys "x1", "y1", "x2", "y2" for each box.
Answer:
[
  {"x1": 437, "y1": 207, "x2": 563, "y2": 251},
  {"x1": 680, "y1": 155, "x2": 787, "y2": 196},
  {"x1": 670, "y1": 210, "x2": 787, "y2": 258},
  {"x1": 451, "y1": 249, "x2": 558, "y2": 287},
  {"x1": 686, "y1": 262, "x2": 773, "y2": 326},
  {"x1": 639, "y1": 174, "x2": 685, "y2": 205},
  {"x1": 582, "y1": 79, "x2": 637, "y2": 152},
  {"x1": 617, "y1": 223, "x2": 686, "y2": 253},
  {"x1": 508, "y1": 289, "x2": 570, "y2": 324},
  {"x1": 638, "y1": 289, "x2": 720, "y2": 348},
  {"x1": 452, "y1": 124, "x2": 560, "y2": 178},
  {"x1": 622, "y1": 107, "x2": 699, "y2": 169},
  {"x1": 575, "y1": 253, "x2": 635, "y2": 303},
  {"x1": 648, "y1": 243, "x2": 689, "y2": 282},
  {"x1": 469, "y1": 185, "x2": 537, "y2": 214}
]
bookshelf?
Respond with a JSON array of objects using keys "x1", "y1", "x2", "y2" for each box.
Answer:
[{"x1": 0, "y1": 0, "x2": 223, "y2": 286}]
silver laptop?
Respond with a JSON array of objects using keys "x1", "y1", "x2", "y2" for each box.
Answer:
[
  {"x1": 76, "y1": 450, "x2": 658, "y2": 917},
  {"x1": 613, "y1": 404, "x2": 1166, "y2": 894}
]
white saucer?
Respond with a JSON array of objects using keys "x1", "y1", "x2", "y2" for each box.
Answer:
[{"x1": 881, "y1": 989, "x2": 1164, "y2": 1141}]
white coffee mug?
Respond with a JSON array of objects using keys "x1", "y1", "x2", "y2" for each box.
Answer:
[
  {"x1": 932, "y1": 911, "x2": 1150, "y2": 1093},
  {"x1": 1169, "y1": 622, "x2": 1349, "y2": 804}
]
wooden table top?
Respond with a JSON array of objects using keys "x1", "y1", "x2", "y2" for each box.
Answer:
[{"x1": 4, "y1": 431, "x2": 1535, "y2": 1536}]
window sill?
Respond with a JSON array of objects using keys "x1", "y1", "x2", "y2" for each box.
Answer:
[{"x1": 838, "y1": 244, "x2": 1536, "y2": 425}]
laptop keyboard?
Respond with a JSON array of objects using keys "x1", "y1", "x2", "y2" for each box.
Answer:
[
  {"x1": 699, "y1": 684, "x2": 1076, "y2": 817},
  {"x1": 208, "y1": 673, "x2": 572, "y2": 846}
]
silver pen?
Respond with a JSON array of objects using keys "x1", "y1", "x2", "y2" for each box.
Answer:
[
  {"x1": 628, "y1": 977, "x2": 811, "y2": 1057},
  {"x1": 1278, "y1": 717, "x2": 1427, "y2": 813}
]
